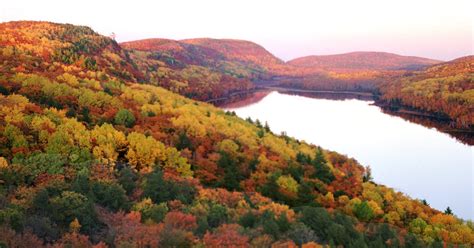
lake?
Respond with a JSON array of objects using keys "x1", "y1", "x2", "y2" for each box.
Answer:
[{"x1": 223, "y1": 91, "x2": 473, "y2": 220}]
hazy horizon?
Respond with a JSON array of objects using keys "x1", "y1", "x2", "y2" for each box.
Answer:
[{"x1": 1, "y1": 0, "x2": 472, "y2": 61}]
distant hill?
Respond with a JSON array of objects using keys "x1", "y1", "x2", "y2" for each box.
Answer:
[
  {"x1": 288, "y1": 52, "x2": 441, "y2": 72},
  {"x1": 379, "y1": 55, "x2": 474, "y2": 129},
  {"x1": 423, "y1": 55, "x2": 474, "y2": 76},
  {"x1": 180, "y1": 38, "x2": 284, "y2": 68},
  {"x1": 121, "y1": 38, "x2": 285, "y2": 78}
]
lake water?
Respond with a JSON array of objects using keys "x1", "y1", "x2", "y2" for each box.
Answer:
[{"x1": 223, "y1": 91, "x2": 473, "y2": 220}]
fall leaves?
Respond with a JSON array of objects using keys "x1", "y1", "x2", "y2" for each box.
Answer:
[{"x1": 0, "y1": 21, "x2": 473, "y2": 247}]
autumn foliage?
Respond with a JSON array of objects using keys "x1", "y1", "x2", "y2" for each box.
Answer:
[{"x1": 0, "y1": 21, "x2": 472, "y2": 247}]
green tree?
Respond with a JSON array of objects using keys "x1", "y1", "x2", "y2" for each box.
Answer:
[
  {"x1": 91, "y1": 181, "x2": 129, "y2": 211},
  {"x1": 176, "y1": 131, "x2": 193, "y2": 151},
  {"x1": 264, "y1": 121, "x2": 271, "y2": 132},
  {"x1": 239, "y1": 211, "x2": 257, "y2": 228},
  {"x1": 49, "y1": 191, "x2": 97, "y2": 233},
  {"x1": 444, "y1": 206, "x2": 453, "y2": 215},
  {"x1": 207, "y1": 203, "x2": 228, "y2": 228},
  {"x1": 300, "y1": 207, "x2": 332, "y2": 240},
  {"x1": 114, "y1": 108, "x2": 136, "y2": 127},
  {"x1": 118, "y1": 167, "x2": 137, "y2": 195},
  {"x1": 143, "y1": 170, "x2": 196, "y2": 204},
  {"x1": 132, "y1": 198, "x2": 168, "y2": 223},
  {"x1": 312, "y1": 147, "x2": 335, "y2": 183},
  {"x1": 353, "y1": 201, "x2": 374, "y2": 222},
  {"x1": 217, "y1": 151, "x2": 241, "y2": 191}
]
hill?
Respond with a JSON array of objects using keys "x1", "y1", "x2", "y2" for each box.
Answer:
[
  {"x1": 288, "y1": 51, "x2": 441, "y2": 72},
  {"x1": 120, "y1": 38, "x2": 269, "y2": 100},
  {"x1": 0, "y1": 21, "x2": 144, "y2": 83},
  {"x1": 180, "y1": 38, "x2": 285, "y2": 69},
  {"x1": 379, "y1": 55, "x2": 474, "y2": 129},
  {"x1": 0, "y1": 21, "x2": 473, "y2": 247}
]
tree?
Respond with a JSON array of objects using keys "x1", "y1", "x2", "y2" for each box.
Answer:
[
  {"x1": 362, "y1": 165, "x2": 373, "y2": 182},
  {"x1": 353, "y1": 201, "x2": 374, "y2": 222},
  {"x1": 239, "y1": 211, "x2": 257, "y2": 228},
  {"x1": 91, "y1": 123, "x2": 127, "y2": 166},
  {"x1": 207, "y1": 203, "x2": 228, "y2": 228},
  {"x1": 126, "y1": 132, "x2": 166, "y2": 172},
  {"x1": 297, "y1": 181, "x2": 317, "y2": 206},
  {"x1": 142, "y1": 170, "x2": 170, "y2": 204},
  {"x1": 203, "y1": 224, "x2": 249, "y2": 247},
  {"x1": 69, "y1": 218, "x2": 81, "y2": 233},
  {"x1": 24, "y1": 215, "x2": 59, "y2": 242},
  {"x1": 118, "y1": 167, "x2": 137, "y2": 195},
  {"x1": 114, "y1": 108, "x2": 136, "y2": 127},
  {"x1": 176, "y1": 131, "x2": 193, "y2": 151},
  {"x1": 300, "y1": 207, "x2": 333, "y2": 240},
  {"x1": 276, "y1": 175, "x2": 299, "y2": 194},
  {"x1": 143, "y1": 170, "x2": 196, "y2": 204},
  {"x1": 163, "y1": 211, "x2": 197, "y2": 231},
  {"x1": 49, "y1": 191, "x2": 97, "y2": 233},
  {"x1": 444, "y1": 206, "x2": 453, "y2": 215},
  {"x1": 264, "y1": 121, "x2": 271, "y2": 132},
  {"x1": 312, "y1": 148, "x2": 335, "y2": 184},
  {"x1": 132, "y1": 198, "x2": 168, "y2": 223},
  {"x1": 91, "y1": 181, "x2": 129, "y2": 211},
  {"x1": 0, "y1": 157, "x2": 8, "y2": 169},
  {"x1": 287, "y1": 223, "x2": 320, "y2": 246},
  {"x1": 217, "y1": 151, "x2": 241, "y2": 191}
]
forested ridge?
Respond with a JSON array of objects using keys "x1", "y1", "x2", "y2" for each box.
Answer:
[
  {"x1": 378, "y1": 56, "x2": 474, "y2": 130},
  {"x1": 0, "y1": 21, "x2": 473, "y2": 247}
]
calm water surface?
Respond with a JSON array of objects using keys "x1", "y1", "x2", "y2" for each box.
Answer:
[{"x1": 224, "y1": 91, "x2": 473, "y2": 220}]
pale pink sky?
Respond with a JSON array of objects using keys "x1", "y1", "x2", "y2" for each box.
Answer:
[{"x1": 1, "y1": 0, "x2": 472, "y2": 61}]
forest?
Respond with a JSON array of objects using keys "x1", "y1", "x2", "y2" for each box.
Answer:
[
  {"x1": 378, "y1": 56, "x2": 474, "y2": 130},
  {"x1": 0, "y1": 21, "x2": 473, "y2": 247}
]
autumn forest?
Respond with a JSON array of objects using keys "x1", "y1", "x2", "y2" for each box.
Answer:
[{"x1": 0, "y1": 20, "x2": 473, "y2": 248}]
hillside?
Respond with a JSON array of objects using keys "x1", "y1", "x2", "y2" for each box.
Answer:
[
  {"x1": 288, "y1": 52, "x2": 441, "y2": 72},
  {"x1": 181, "y1": 38, "x2": 285, "y2": 70},
  {"x1": 121, "y1": 38, "x2": 270, "y2": 100},
  {"x1": 0, "y1": 21, "x2": 144, "y2": 83},
  {"x1": 0, "y1": 21, "x2": 473, "y2": 247},
  {"x1": 379, "y1": 55, "x2": 474, "y2": 129}
]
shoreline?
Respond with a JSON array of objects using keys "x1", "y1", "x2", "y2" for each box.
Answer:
[{"x1": 209, "y1": 86, "x2": 473, "y2": 145}]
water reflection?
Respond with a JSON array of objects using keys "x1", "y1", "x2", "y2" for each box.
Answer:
[{"x1": 223, "y1": 91, "x2": 473, "y2": 220}]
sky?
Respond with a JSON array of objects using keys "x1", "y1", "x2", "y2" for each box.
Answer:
[{"x1": 1, "y1": 0, "x2": 472, "y2": 61}]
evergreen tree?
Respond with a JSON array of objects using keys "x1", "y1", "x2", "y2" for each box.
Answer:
[
  {"x1": 217, "y1": 151, "x2": 244, "y2": 191},
  {"x1": 444, "y1": 206, "x2": 453, "y2": 215},
  {"x1": 312, "y1": 147, "x2": 335, "y2": 183}
]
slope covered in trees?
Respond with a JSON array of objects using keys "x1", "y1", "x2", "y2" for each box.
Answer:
[
  {"x1": 272, "y1": 52, "x2": 441, "y2": 93},
  {"x1": 120, "y1": 38, "x2": 281, "y2": 100},
  {"x1": 0, "y1": 21, "x2": 473, "y2": 247},
  {"x1": 378, "y1": 56, "x2": 474, "y2": 129}
]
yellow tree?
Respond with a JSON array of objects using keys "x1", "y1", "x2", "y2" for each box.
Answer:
[
  {"x1": 91, "y1": 124, "x2": 127, "y2": 167},
  {"x1": 126, "y1": 132, "x2": 166, "y2": 172}
]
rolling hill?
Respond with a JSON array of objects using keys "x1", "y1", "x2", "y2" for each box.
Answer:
[{"x1": 288, "y1": 51, "x2": 441, "y2": 72}]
